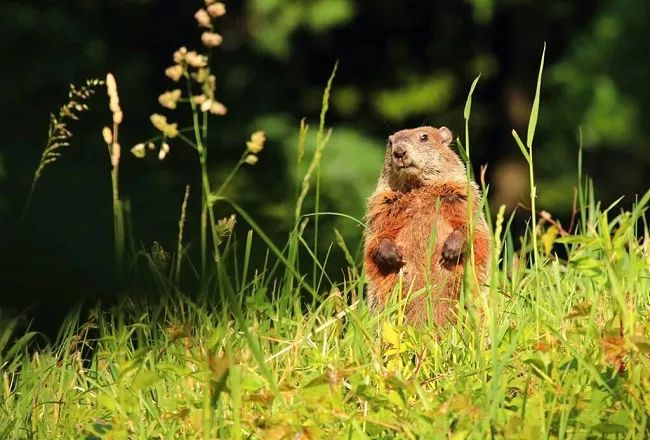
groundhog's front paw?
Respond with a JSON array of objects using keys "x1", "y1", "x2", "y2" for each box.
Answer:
[
  {"x1": 374, "y1": 238, "x2": 405, "y2": 273},
  {"x1": 441, "y1": 229, "x2": 465, "y2": 267}
]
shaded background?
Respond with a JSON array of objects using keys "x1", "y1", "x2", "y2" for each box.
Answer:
[{"x1": 1, "y1": 0, "x2": 648, "y2": 331}]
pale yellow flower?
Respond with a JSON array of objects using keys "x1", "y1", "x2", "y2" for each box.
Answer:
[
  {"x1": 158, "y1": 142, "x2": 170, "y2": 160},
  {"x1": 106, "y1": 73, "x2": 123, "y2": 126},
  {"x1": 131, "y1": 143, "x2": 146, "y2": 158},
  {"x1": 207, "y1": 2, "x2": 226, "y2": 17},
  {"x1": 165, "y1": 65, "x2": 183, "y2": 82},
  {"x1": 192, "y1": 67, "x2": 209, "y2": 83},
  {"x1": 111, "y1": 143, "x2": 121, "y2": 168},
  {"x1": 201, "y1": 32, "x2": 223, "y2": 48},
  {"x1": 150, "y1": 113, "x2": 179, "y2": 138},
  {"x1": 112, "y1": 110, "x2": 123, "y2": 125},
  {"x1": 102, "y1": 127, "x2": 113, "y2": 144},
  {"x1": 244, "y1": 154, "x2": 258, "y2": 165},
  {"x1": 158, "y1": 89, "x2": 182, "y2": 109},
  {"x1": 246, "y1": 131, "x2": 266, "y2": 154},
  {"x1": 194, "y1": 9, "x2": 211, "y2": 28},
  {"x1": 185, "y1": 51, "x2": 208, "y2": 68},
  {"x1": 147, "y1": 142, "x2": 156, "y2": 150},
  {"x1": 200, "y1": 99, "x2": 213, "y2": 113},
  {"x1": 173, "y1": 47, "x2": 188, "y2": 64},
  {"x1": 209, "y1": 101, "x2": 227, "y2": 115},
  {"x1": 105, "y1": 73, "x2": 117, "y2": 95},
  {"x1": 193, "y1": 95, "x2": 207, "y2": 106}
]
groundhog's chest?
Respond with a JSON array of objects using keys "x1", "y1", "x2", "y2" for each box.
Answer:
[{"x1": 388, "y1": 196, "x2": 454, "y2": 275}]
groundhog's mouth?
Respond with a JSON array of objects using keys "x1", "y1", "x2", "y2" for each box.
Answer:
[{"x1": 392, "y1": 160, "x2": 415, "y2": 171}]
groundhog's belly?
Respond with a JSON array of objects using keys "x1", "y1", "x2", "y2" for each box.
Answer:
[{"x1": 394, "y1": 214, "x2": 454, "y2": 290}]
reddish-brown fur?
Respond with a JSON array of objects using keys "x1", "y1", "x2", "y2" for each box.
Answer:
[{"x1": 364, "y1": 126, "x2": 490, "y2": 325}]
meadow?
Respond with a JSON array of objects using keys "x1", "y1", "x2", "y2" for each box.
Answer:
[{"x1": 1, "y1": 4, "x2": 649, "y2": 439}]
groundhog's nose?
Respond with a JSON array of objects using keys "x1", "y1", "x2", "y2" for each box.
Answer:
[{"x1": 392, "y1": 145, "x2": 407, "y2": 159}]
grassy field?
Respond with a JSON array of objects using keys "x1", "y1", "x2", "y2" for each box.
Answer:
[
  {"x1": 2, "y1": 180, "x2": 650, "y2": 439},
  {"x1": 2, "y1": 7, "x2": 650, "y2": 439}
]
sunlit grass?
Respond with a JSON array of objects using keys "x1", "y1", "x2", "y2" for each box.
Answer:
[{"x1": 1, "y1": 191, "x2": 649, "y2": 438}]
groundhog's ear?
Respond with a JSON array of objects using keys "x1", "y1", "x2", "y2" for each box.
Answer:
[{"x1": 438, "y1": 127, "x2": 453, "y2": 146}]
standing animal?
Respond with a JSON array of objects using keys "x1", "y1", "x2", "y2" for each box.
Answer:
[{"x1": 363, "y1": 126, "x2": 491, "y2": 325}]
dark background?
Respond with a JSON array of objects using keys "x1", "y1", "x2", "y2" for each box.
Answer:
[{"x1": 1, "y1": 0, "x2": 648, "y2": 332}]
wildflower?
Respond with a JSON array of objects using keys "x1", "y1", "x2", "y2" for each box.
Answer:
[
  {"x1": 192, "y1": 67, "x2": 209, "y2": 83},
  {"x1": 201, "y1": 32, "x2": 223, "y2": 47},
  {"x1": 200, "y1": 99, "x2": 213, "y2": 113},
  {"x1": 246, "y1": 131, "x2": 265, "y2": 154},
  {"x1": 173, "y1": 46, "x2": 188, "y2": 64},
  {"x1": 244, "y1": 154, "x2": 258, "y2": 165},
  {"x1": 158, "y1": 89, "x2": 182, "y2": 109},
  {"x1": 193, "y1": 94, "x2": 207, "y2": 106},
  {"x1": 207, "y1": 2, "x2": 226, "y2": 17},
  {"x1": 102, "y1": 127, "x2": 113, "y2": 145},
  {"x1": 147, "y1": 142, "x2": 156, "y2": 150},
  {"x1": 209, "y1": 101, "x2": 227, "y2": 115},
  {"x1": 194, "y1": 9, "x2": 211, "y2": 28},
  {"x1": 185, "y1": 51, "x2": 208, "y2": 68},
  {"x1": 158, "y1": 142, "x2": 170, "y2": 160},
  {"x1": 150, "y1": 113, "x2": 179, "y2": 138},
  {"x1": 165, "y1": 65, "x2": 184, "y2": 82},
  {"x1": 131, "y1": 143, "x2": 146, "y2": 158}
]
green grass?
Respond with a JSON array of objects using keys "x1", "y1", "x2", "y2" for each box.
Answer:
[
  {"x1": 1, "y1": 188, "x2": 649, "y2": 438},
  {"x1": 3, "y1": 7, "x2": 650, "y2": 439}
]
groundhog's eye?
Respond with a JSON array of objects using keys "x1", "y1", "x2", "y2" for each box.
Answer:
[{"x1": 419, "y1": 133, "x2": 428, "y2": 142}]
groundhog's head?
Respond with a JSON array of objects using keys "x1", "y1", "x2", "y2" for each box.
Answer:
[{"x1": 381, "y1": 126, "x2": 466, "y2": 191}]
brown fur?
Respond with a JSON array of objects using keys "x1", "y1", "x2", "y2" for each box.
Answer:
[{"x1": 364, "y1": 126, "x2": 491, "y2": 325}]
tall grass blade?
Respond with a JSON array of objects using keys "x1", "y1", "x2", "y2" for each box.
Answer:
[
  {"x1": 313, "y1": 62, "x2": 339, "y2": 285},
  {"x1": 527, "y1": 42, "x2": 546, "y2": 148}
]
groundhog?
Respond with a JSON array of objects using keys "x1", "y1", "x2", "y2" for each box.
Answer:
[{"x1": 363, "y1": 126, "x2": 491, "y2": 325}]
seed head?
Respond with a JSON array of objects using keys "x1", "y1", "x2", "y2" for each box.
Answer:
[
  {"x1": 112, "y1": 110, "x2": 123, "y2": 125},
  {"x1": 102, "y1": 127, "x2": 113, "y2": 144},
  {"x1": 150, "y1": 113, "x2": 179, "y2": 138},
  {"x1": 131, "y1": 143, "x2": 146, "y2": 158},
  {"x1": 192, "y1": 68, "x2": 209, "y2": 83},
  {"x1": 158, "y1": 89, "x2": 182, "y2": 109},
  {"x1": 215, "y1": 214, "x2": 236, "y2": 237},
  {"x1": 106, "y1": 73, "x2": 117, "y2": 95},
  {"x1": 111, "y1": 142, "x2": 121, "y2": 168},
  {"x1": 158, "y1": 142, "x2": 170, "y2": 160},
  {"x1": 200, "y1": 99, "x2": 213, "y2": 113},
  {"x1": 201, "y1": 32, "x2": 223, "y2": 48},
  {"x1": 194, "y1": 9, "x2": 211, "y2": 28},
  {"x1": 106, "y1": 73, "x2": 123, "y2": 126},
  {"x1": 209, "y1": 101, "x2": 227, "y2": 115},
  {"x1": 173, "y1": 47, "x2": 188, "y2": 64},
  {"x1": 165, "y1": 65, "x2": 184, "y2": 82},
  {"x1": 185, "y1": 51, "x2": 208, "y2": 68},
  {"x1": 246, "y1": 131, "x2": 266, "y2": 154},
  {"x1": 207, "y1": 2, "x2": 226, "y2": 17}
]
